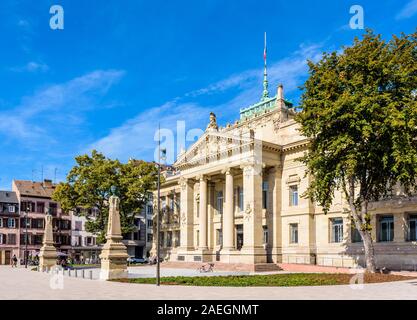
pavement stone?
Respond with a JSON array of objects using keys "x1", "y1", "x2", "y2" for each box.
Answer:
[{"x1": 1, "y1": 266, "x2": 417, "y2": 300}]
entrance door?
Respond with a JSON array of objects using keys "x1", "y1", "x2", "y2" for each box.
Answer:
[{"x1": 5, "y1": 251, "x2": 11, "y2": 265}]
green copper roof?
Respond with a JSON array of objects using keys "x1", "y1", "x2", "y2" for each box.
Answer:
[{"x1": 239, "y1": 96, "x2": 294, "y2": 120}]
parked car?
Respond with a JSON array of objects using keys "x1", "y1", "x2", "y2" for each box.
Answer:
[{"x1": 127, "y1": 257, "x2": 147, "y2": 265}]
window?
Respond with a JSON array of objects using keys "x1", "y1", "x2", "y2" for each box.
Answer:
[
  {"x1": 236, "y1": 224, "x2": 243, "y2": 250},
  {"x1": 32, "y1": 219, "x2": 43, "y2": 229},
  {"x1": 146, "y1": 205, "x2": 153, "y2": 216},
  {"x1": 239, "y1": 187, "x2": 244, "y2": 211},
  {"x1": 7, "y1": 234, "x2": 16, "y2": 245},
  {"x1": 330, "y1": 218, "x2": 344, "y2": 243},
  {"x1": 20, "y1": 233, "x2": 31, "y2": 245},
  {"x1": 0, "y1": 219, "x2": 2, "y2": 228},
  {"x1": 262, "y1": 181, "x2": 268, "y2": 209},
  {"x1": 147, "y1": 233, "x2": 153, "y2": 242},
  {"x1": 49, "y1": 203, "x2": 58, "y2": 215},
  {"x1": 147, "y1": 219, "x2": 153, "y2": 228},
  {"x1": 216, "y1": 191, "x2": 223, "y2": 215},
  {"x1": 34, "y1": 235, "x2": 43, "y2": 245},
  {"x1": 196, "y1": 201, "x2": 200, "y2": 217},
  {"x1": 74, "y1": 221, "x2": 82, "y2": 231},
  {"x1": 196, "y1": 230, "x2": 199, "y2": 247},
  {"x1": 174, "y1": 231, "x2": 180, "y2": 247},
  {"x1": 408, "y1": 215, "x2": 417, "y2": 241},
  {"x1": 263, "y1": 226, "x2": 269, "y2": 244},
  {"x1": 7, "y1": 218, "x2": 15, "y2": 228},
  {"x1": 167, "y1": 231, "x2": 172, "y2": 247},
  {"x1": 289, "y1": 185, "x2": 298, "y2": 206},
  {"x1": 379, "y1": 216, "x2": 394, "y2": 242},
  {"x1": 216, "y1": 229, "x2": 223, "y2": 246},
  {"x1": 8, "y1": 205, "x2": 15, "y2": 213},
  {"x1": 169, "y1": 196, "x2": 174, "y2": 211},
  {"x1": 36, "y1": 202, "x2": 45, "y2": 214},
  {"x1": 351, "y1": 225, "x2": 363, "y2": 243},
  {"x1": 290, "y1": 224, "x2": 298, "y2": 244},
  {"x1": 0, "y1": 234, "x2": 3, "y2": 244}
]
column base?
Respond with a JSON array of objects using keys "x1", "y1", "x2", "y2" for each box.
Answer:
[{"x1": 39, "y1": 245, "x2": 57, "y2": 269}]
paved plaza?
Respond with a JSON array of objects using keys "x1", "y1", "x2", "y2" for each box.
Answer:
[{"x1": 1, "y1": 266, "x2": 417, "y2": 300}]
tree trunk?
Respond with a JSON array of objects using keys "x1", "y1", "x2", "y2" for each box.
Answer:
[
  {"x1": 361, "y1": 230, "x2": 377, "y2": 273},
  {"x1": 345, "y1": 179, "x2": 377, "y2": 273}
]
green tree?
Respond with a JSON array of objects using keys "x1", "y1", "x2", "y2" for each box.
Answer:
[
  {"x1": 296, "y1": 30, "x2": 417, "y2": 272},
  {"x1": 53, "y1": 150, "x2": 159, "y2": 243}
]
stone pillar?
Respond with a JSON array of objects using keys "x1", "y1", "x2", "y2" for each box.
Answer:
[
  {"x1": 179, "y1": 178, "x2": 194, "y2": 251},
  {"x1": 99, "y1": 196, "x2": 128, "y2": 280},
  {"x1": 394, "y1": 212, "x2": 406, "y2": 242},
  {"x1": 199, "y1": 175, "x2": 208, "y2": 250},
  {"x1": 241, "y1": 164, "x2": 266, "y2": 263},
  {"x1": 223, "y1": 168, "x2": 235, "y2": 250},
  {"x1": 39, "y1": 214, "x2": 57, "y2": 269},
  {"x1": 270, "y1": 165, "x2": 282, "y2": 263}
]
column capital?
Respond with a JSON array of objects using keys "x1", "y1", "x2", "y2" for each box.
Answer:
[
  {"x1": 178, "y1": 177, "x2": 195, "y2": 189},
  {"x1": 196, "y1": 174, "x2": 209, "y2": 181},
  {"x1": 221, "y1": 167, "x2": 237, "y2": 176}
]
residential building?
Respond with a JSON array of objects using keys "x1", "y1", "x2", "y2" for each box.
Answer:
[
  {"x1": 12, "y1": 179, "x2": 72, "y2": 260},
  {"x1": 70, "y1": 208, "x2": 100, "y2": 264},
  {"x1": 0, "y1": 191, "x2": 20, "y2": 264}
]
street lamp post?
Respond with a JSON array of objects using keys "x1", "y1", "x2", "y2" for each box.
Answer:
[
  {"x1": 156, "y1": 124, "x2": 166, "y2": 286},
  {"x1": 25, "y1": 206, "x2": 29, "y2": 268},
  {"x1": 156, "y1": 160, "x2": 161, "y2": 286}
]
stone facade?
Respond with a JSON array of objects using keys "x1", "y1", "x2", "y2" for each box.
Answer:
[{"x1": 152, "y1": 84, "x2": 417, "y2": 270}]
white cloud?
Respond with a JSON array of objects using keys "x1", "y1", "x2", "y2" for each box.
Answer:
[
  {"x1": 88, "y1": 100, "x2": 208, "y2": 162},
  {"x1": 0, "y1": 69, "x2": 125, "y2": 145},
  {"x1": 396, "y1": 0, "x2": 417, "y2": 20},
  {"x1": 10, "y1": 61, "x2": 49, "y2": 73},
  {"x1": 89, "y1": 43, "x2": 323, "y2": 162}
]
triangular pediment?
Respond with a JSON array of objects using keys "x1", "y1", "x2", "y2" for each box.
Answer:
[{"x1": 175, "y1": 130, "x2": 253, "y2": 168}]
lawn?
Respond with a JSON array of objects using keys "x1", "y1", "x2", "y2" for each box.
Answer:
[{"x1": 113, "y1": 273, "x2": 413, "y2": 287}]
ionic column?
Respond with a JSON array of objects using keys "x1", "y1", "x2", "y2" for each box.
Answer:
[
  {"x1": 199, "y1": 175, "x2": 208, "y2": 250},
  {"x1": 223, "y1": 168, "x2": 235, "y2": 250},
  {"x1": 241, "y1": 163, "x2": 266, "y2": 263},
  {"x1": 179, "y1": 178, "x2": 194, "y2": 250}
]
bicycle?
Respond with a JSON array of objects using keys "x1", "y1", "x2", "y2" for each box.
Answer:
[{"x1": 197, "y1": 263, "x2": 214, "y2": 273}]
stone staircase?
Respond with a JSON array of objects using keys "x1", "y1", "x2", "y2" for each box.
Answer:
[{"x1": 253, "y1": 263, "x2": 282, "y2": 272}]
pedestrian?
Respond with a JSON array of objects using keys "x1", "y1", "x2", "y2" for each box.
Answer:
[{"x1": 11, "y1": 254, "x2": 18, "y2": 268}]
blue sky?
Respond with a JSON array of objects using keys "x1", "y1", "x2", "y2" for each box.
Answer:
[{"x1": 0, "y1": 0, "x2": 416, "y2": 189}]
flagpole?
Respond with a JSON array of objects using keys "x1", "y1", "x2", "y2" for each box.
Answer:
[{"x1": 262, "y1": 31, "x2": 269, "y2": 100}]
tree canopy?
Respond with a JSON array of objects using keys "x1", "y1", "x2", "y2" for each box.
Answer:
[
  {"x1": 296, "y1": 30, "x2": 417, "y2": 271},
  {"x1": 53, "y1": 150, "x2": 159, "y2": 243}
]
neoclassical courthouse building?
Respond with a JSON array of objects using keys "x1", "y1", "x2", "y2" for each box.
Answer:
[{"x1": 152, "y1": 74, "x2": 417, "y2": 270}]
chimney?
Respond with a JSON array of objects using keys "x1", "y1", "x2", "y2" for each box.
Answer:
[
  {"x1": 43, "y1": 179, "x2": 53, "y2": 187},
  {"x1": 277, "y1": 84, "x2": 284, "y2": 100}
]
